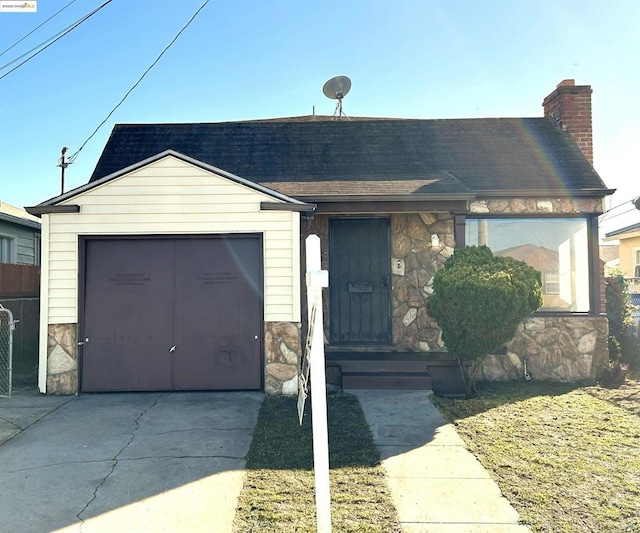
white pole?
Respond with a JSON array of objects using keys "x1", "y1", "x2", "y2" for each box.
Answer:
[{"x1": 305, "y1": 235, "x2": 332, "y2": 533}]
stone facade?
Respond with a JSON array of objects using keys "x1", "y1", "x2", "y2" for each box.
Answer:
[
  {"x1": 264, "y1": 321, "x2": 301, "y2": 395},
  {"x1": 482, "y1": 316, "x2": 609, "y2": 383},
  {"x1": 47, "y1": 324, "x2": 78, "y2": 394},
  {"x1": 470, "y1": 197, "x2": 603, "y2": 215},
  {"x1": 390, "y1": 213, "x2": 452, "y2": 350},
  {"x1": 300, "y1": 202, "x2": 609, "y2": 386}
]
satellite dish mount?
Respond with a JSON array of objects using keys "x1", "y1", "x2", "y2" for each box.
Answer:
[{"x1": 322, "y1": 76, "x2": 351, "y2": 121}]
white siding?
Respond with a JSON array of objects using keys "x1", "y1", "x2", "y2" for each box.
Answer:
[{"x1": 43, "y1": 155, "x2": 301, "y2": 327}]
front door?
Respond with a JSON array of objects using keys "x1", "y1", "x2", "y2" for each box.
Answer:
[{"x1": 329, "y1": 218, "x2": 391, "y2": 344}]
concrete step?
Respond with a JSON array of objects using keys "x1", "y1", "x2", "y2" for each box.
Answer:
[
  {"x1": 342, "y1": 372, "x2": 432, "y2": 390},
  {"x1": 338, "y1": 360, "x2": 430, "y2": 373}
]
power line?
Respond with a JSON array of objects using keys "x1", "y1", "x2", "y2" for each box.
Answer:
[
  {"x1": 600, "y1": 206, "x2": 638, "y2": 223},
  {"x1": 600, "y1": 195, "x2": 640, "y2": 221},
  {"x1": 68, "y1": 0, "x2": 212, "y2": 164},
  {"x1": 0, "y1": 0, "x2": 78, "y2": 59},
  {"x1": 0, "y1": 0, "x2": 114, "y2": 80}
]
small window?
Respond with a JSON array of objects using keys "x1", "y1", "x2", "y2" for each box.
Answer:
[
  {"x1": 34, "y1": 234, "x2": 41, "y2": 266},
  {"x1": 0, "y1": 236, "x2": 15, "y2": 264},
  {"x1": 543, "y1": 272, "x2": 560, "y2": 294},
  {"x1": 634, "y1": 249, "x2": 640, "y2": 278}
]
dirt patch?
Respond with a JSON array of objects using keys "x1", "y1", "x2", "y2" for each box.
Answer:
[{"x1": 586, "y1": 373, "x2": 640, "y2": 416}]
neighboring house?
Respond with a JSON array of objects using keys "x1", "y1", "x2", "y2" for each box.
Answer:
[
  {"x1": 28, "y1": 79, "x2": 613, "y2": 395},
  {"x1": 604, "y1": 222, "x2": 640, "y2": 288},
  {"x1": 604, "y1": 222, "x2": 640, "y2": 337},
  {"x1": 0, "y1": 201, "x2": 41, "y2": 265},
  {"x1": 600, "y1": 244, "x2": 620, "y2": 277}
]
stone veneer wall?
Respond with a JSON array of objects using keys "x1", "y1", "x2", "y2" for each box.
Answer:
[
  {"x1": 264, "y1": 321, "x2": 301, "y2": 395},
  {"x1": 300, "y1": 197, "x2": 608, "y2": 384},
  {"x1": 470, "y1": 197, "x2": 603, "y2": 215},
  {"x1": 483, "y1": 316, "x2": 609, "y2": 382},
  {"x1": 390, "y1": 213, "x2": 453, "y2": 350},
  {"x1": 47, "y1": 324, "x2": 78, "y2": 394}
]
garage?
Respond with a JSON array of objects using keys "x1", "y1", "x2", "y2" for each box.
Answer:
[{"x1": 80, "y1": 235, "x2": 263, "y2": 392}]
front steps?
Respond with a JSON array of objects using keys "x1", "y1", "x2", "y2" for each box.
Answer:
[{"x1": 325, "y1": 350, "x2": 466, "y2": 395}]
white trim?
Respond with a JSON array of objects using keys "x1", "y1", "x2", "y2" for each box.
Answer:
[
  {"x1": 38, "y1": 215, "x2": 50, "y2": 393},
  {"x1": 291, "y1": 211, "x2": 301, "y2": 322}
]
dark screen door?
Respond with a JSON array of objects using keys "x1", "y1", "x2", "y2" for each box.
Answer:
[{"x1": 329, "y1": 218, "x2": 391, "y2": 344}]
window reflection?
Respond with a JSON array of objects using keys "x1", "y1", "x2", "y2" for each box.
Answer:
[{"x1": 465, "y1": 218, "x2": 590, "y2": 312}]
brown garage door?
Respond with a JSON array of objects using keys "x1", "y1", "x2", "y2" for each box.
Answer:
[{"x1": 81, "y1": 236, "x2": 263, "y2": 392}]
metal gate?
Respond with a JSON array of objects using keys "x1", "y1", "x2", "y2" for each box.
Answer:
[{"x1": 0, "y1": 304, "x2": 15, "y2": 398}]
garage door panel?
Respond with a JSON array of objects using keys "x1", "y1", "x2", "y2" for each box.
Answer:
[
  {"x1": 81, "y1": 236, "x2": 263, "y2": 392},
  {"x1": 82, "y1": 240, "x2": 174, "y2": 391},
  {"x1": 173, "y1": 237, "x2": 262, "y2": 390}
]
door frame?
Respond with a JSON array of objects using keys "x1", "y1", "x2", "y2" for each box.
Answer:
[
  {"x1": 328, "y1": 216, "x2": 392, "y2": 345},
  {"x1": 78, "y1": 234, "x2": 265, "y2": 392}
]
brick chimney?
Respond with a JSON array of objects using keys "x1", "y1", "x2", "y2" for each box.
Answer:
[{"x1": 543, "y1": 79, "x2": 593, "y2": 164}]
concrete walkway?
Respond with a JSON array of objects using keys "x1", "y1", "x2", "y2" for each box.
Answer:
[
  {"x1": 350, "y1": 389, "x2": 531, "y2": 533},
  {"x1": 0, "y1": 389, "x2": 262, "y2": 533}
]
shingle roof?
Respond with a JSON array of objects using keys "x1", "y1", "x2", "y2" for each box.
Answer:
[{"x1": 89, "y1": 117, "x2": 609, "y2": 198}]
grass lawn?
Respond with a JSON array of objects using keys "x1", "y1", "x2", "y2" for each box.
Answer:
[
  {"x1": 432, "y1": 378, "x2": 640, "y2": 533},
  {"x1": 232, "y1": 392, "x2": 401, "y2": 532}
]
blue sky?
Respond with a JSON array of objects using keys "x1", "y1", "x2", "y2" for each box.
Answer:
[{"x1": 0, "y1": 0, "x2": 638, "y2": 235}]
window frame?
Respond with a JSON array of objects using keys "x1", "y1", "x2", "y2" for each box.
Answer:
[
  {"x1": 0, "y1": 234, "x2": 17, "y2": 264},
  {"x1": 631, "y1": 247, "x2": 640, "y2": 278},
  {"x1": 456, "y1": 213, "x2": 602, "y2": 316}
]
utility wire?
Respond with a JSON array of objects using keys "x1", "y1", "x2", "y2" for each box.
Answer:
[
  {"x1": 0, "y1": 0, "x2": 113, "y2": 80},
  {"x1": 600, "y1": 206, "x2": 638, "y2": 223},
  {"x1": 0, "y1": 0, "x2": 78, "y2": 58},
  {"x1": 68, "y1": 0, "x2": 211, "y2": 163},
  {"x1": 600, "y1": 195, "x2": 640, "y2": 220}
]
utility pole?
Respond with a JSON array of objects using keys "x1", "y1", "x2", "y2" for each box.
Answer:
[{"x1": 57, "y1": 146, "x2": 69, "y2": 194}]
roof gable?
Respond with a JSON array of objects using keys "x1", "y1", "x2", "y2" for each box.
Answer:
[
  {"x1": 33, "y1": 151, "x2": 310, "y2": 209},
  {"x1": 89, "y1": 118, "x2": 609, "y2": 197}
]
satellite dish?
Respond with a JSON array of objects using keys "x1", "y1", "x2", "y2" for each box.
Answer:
[
  {"x1": 322, "y1": 76, "x2": 351, "y2": 120},
  {"x1": 323, "y1": 76, "x2": 351, "y2": 99},
  {"x1": 634, "y1": 196, "x2": 640, "y2": 211}
]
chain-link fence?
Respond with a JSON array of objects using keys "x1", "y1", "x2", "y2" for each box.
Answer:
[{"x1": 0, "y1": 304, "x2": 14, "y2": 398}]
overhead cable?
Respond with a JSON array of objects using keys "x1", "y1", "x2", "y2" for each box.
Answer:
[
  {"x1": 0, "y1": 0, "x2": 78, "y2": 58},
  {"x1": 0, "y1": 0, "x2": 114, "y2": 80},
  {"x1": 600, "y1": 195, "x2": 640, "y2": 221},
  {"x1": 68, "y1": 0, "x2": 212, "y2": 163}
]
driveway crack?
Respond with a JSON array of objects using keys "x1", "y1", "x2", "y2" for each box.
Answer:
[{"x1": 77, "y1": 395, "x2": 161, "y2": 530}]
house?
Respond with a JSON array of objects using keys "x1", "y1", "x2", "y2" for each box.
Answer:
[
  {"x1": 27, "y1": 79, "x2": 613, "y2": 395},
  {"x1": 600, "y1": 244, "x2": 620, "y2": 277},
  {"x1": 604, "y1": 222, "x2": 640, "y2": 289},
  {"x1": 0, "y1": 201, "x2": 41, "y2": 266}
]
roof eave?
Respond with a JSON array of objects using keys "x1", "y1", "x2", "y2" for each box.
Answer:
[
  {"x1": 475, "y1": 189, "x2": 614, "y2": 198},
  {"x1": 291, "y1": 193, "x2": 476, "y2": 203},
  {"x1": 0, "y1": 212, "x2": 41, "y2": 229}
]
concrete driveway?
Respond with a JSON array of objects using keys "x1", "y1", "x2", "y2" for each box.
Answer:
[{"x1": 0, "y1": 390, "x2": 263, "y2": 533}]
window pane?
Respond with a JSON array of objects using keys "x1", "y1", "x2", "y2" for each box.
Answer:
[
  {"x1": 465, "y1": 218, "x2": 590, "y2": 312},
  {"x1": 0, "y1": 237, "x2": 12, "y2": 264}
]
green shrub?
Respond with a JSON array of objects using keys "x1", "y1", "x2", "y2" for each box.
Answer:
[
  {"x1": 605, "y1": 273, "x2": 640, "y2": 369},
  {"x1": 429, "y1": 246, "x2": 543, "y2": 397}
]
